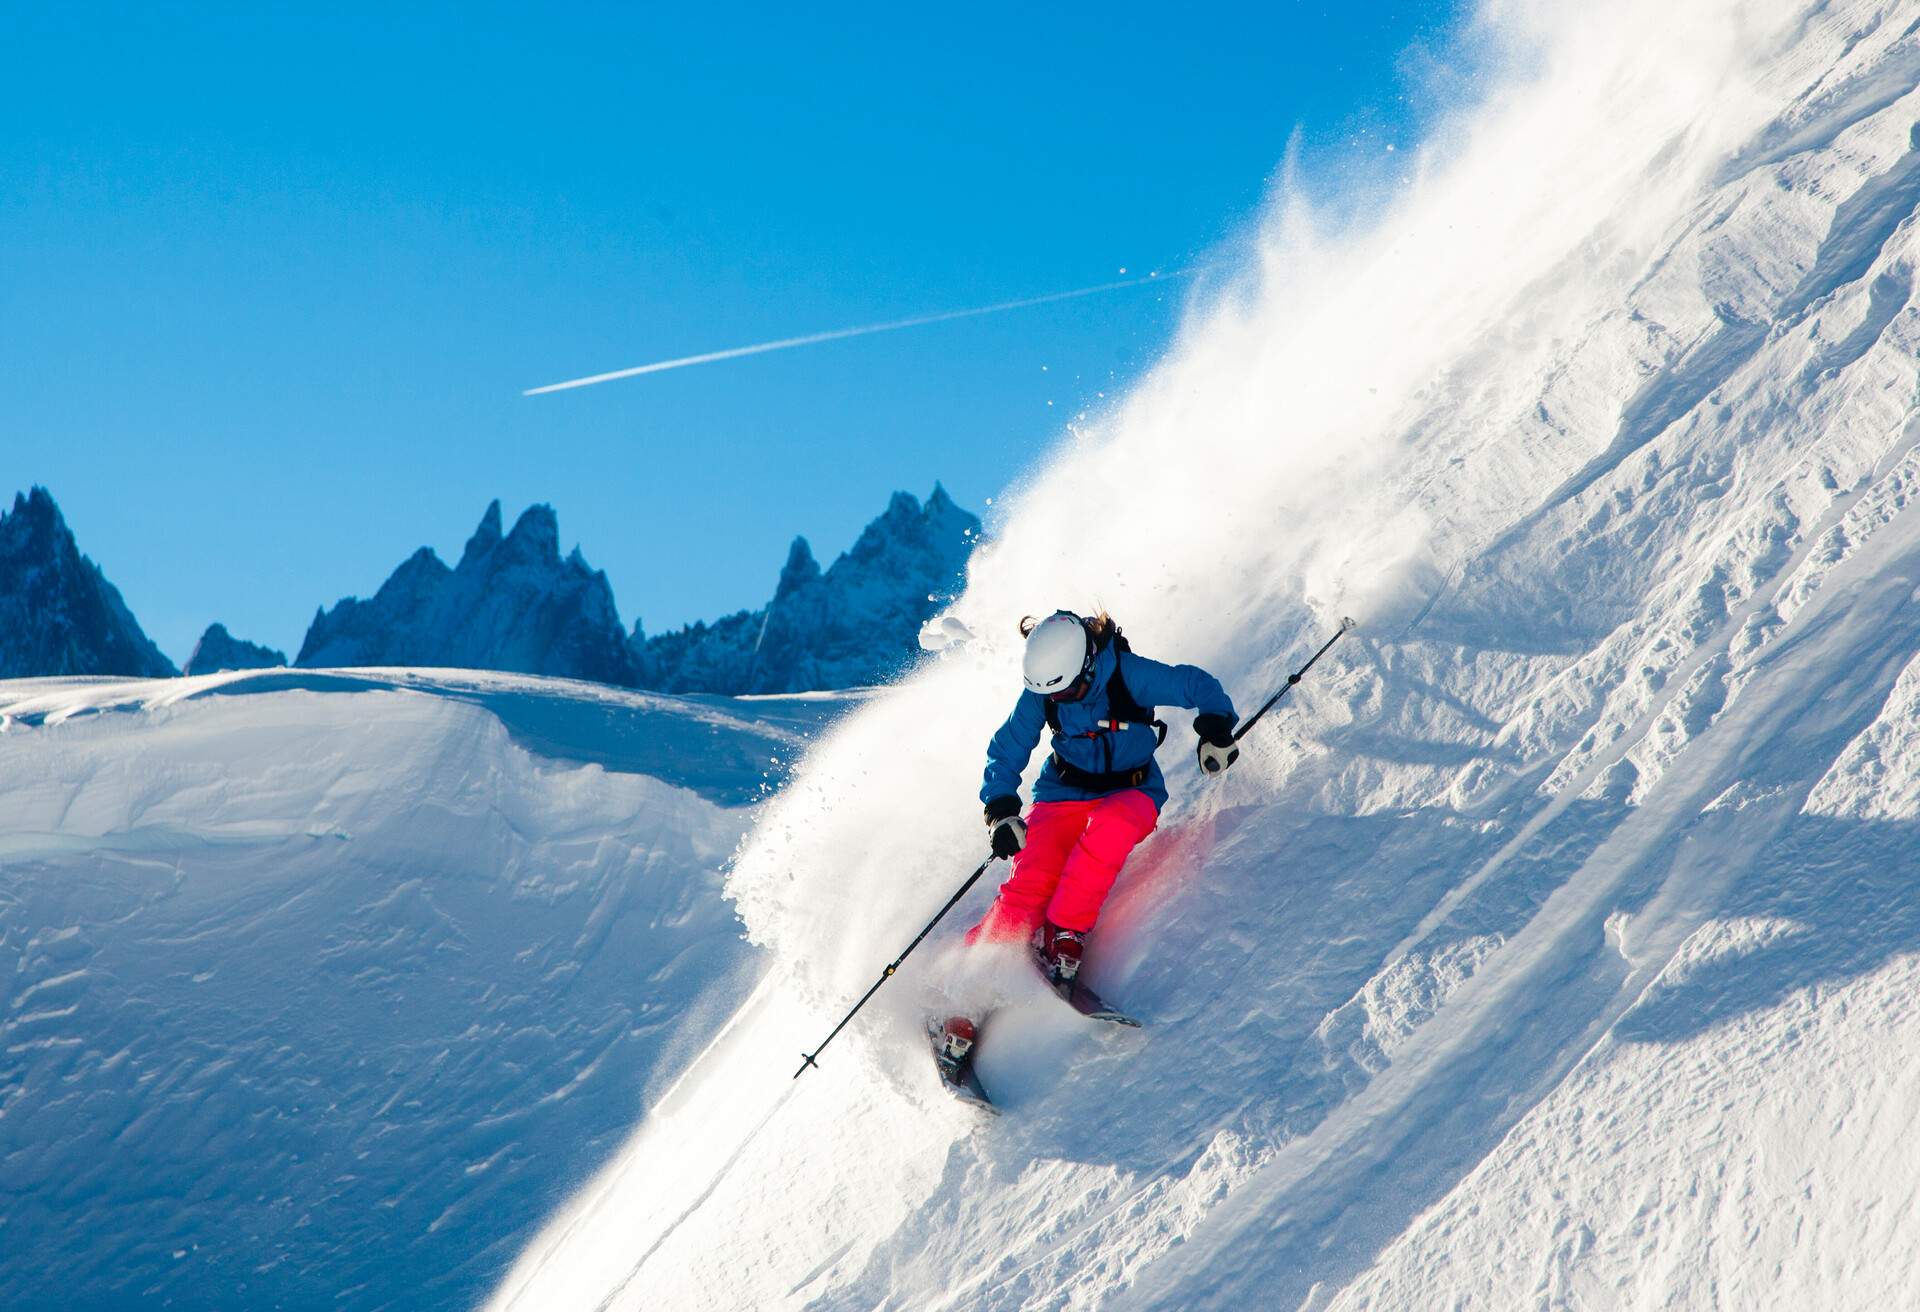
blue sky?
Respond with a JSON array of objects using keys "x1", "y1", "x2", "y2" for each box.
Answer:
[{"x1": 6, "y1": 2, "x2": 1473, "y2": 663}]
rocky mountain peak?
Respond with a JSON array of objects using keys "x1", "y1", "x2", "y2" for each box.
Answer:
[
  {"x1": 185, "y1": 623, "x2": 287, "y2": 676},
  {"x1": 0, "y1": 486, "x2": 178, "y2": 678},
  {"x1": 10, "y1": 485, "x2": 62, "y2": 528},
  {"x1": 459, "y1": 500, "x2": 505, "y2": 568},
  {"x1": 296, "y1": 500, "x2": 639, "y2": 685},
  {"x1": 638, "y1": 485, "x2": 981, "y2": 694},
  {"x1": 504, "y1": 503, "x2": 561, "y2": 560},
  {"x1": 776, "y1": 537, "x2": 822, "y2": 598}
]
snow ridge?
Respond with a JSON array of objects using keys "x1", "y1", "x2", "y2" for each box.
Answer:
[{"x1": 0, "y1": 670, "x2": 847, "y2": 1309}]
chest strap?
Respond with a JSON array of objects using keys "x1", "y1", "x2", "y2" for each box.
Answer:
[
  {"x1": 1048, "y1": 755, "x2": 1155, "y2": 793},
  {"x1": 1040, "y1": 633, "x2": 1168, "y2": 792}
]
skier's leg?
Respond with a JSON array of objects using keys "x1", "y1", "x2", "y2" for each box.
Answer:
[
  {"x1": 1044, "y1": 789, "x2": 1161, "y2": 933},
  {"x1": 966, "y1": 800, "x2": 1093, "y2": 944}
]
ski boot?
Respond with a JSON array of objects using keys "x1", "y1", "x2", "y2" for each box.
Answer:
[
  {"x1": 1034, "y1": 922, "x2": 1086, "y2": 992},
  {"x1": 1032, "y1": 924, "x2": 1144, "y2": 1028},
  {"x1": 930, "y1": 1015, "x2": 994, "y2": 1109},
  {"x1": 936, "y1": 1016, "x2": 979, "y2": 1081}
]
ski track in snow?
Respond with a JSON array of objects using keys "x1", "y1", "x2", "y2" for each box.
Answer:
[
  {"x1": 586, "y1": 1081, "x2": 800, "y2": 1312},
  {"x1": 493, "y1": 2, "x2": 1920, "y2": 1309}
]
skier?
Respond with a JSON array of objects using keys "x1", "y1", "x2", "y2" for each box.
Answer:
[{"x1": 936, "y1": 610, "x2": 1239, "y2": 1088}]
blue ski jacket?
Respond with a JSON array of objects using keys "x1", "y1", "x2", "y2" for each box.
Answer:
[{"x1": 981, "y1": 642, "x2": 1237, "y2": 809}]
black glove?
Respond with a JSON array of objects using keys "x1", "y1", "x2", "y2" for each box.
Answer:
[
  {"x1": 1193, "y1": 714, "x2": 1239, "y2": 776},
  {"x1": 983, "y1": 795, "x2": 1026, "y2": 857}
]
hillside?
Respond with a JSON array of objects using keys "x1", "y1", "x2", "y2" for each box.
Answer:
[
  {"x1": 490, "y1": 1, "x2": 1920, "y2": 1308},
  {"x1": 0, "y1": 669, "x2": 852, "y2": 1309}
]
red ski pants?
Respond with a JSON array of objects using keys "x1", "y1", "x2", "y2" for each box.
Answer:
[{"x1": 968, "y1": 790, "x2": 1160, "y2": 943}]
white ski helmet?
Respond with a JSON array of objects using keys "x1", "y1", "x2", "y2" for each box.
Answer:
[{"x1": 1022, "y1": 612, "x2": 1094, "y2": 698}]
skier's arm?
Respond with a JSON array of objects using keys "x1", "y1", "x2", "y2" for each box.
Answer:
[
  {"x1": 1120, "y1": 652, "x2": 1238, "y2": 724},
  {"x1": 980, "y1": 692, "x2": 1048, "y2": 805}
]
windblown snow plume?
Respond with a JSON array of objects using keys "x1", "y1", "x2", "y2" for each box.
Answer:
[{"x1": 497, "y1": 1, "x2": 1920, "y2": 1307}]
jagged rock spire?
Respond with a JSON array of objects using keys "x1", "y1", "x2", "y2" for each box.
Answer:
[
  {"x1": 297, "y1": 499, "x2": 640, "y2": 686},
  {"x1": 459, "y1": 500, "x2": 505, "y2": 568},
  {"x1": 0, "y1": 486, "x2": 178, "y2": 678},
  {"x1": 638, "y1": 484, "x2": 981, "y2": 694},
  {"x1": 185, "y1": 623, "x2": 287, "y2": 676}
]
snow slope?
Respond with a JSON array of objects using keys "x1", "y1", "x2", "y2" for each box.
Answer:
[
  {"x1": 494, "y1": 1, "x2": 1920, "y2": 1308},
  {"x1": 0, "y1": 669, "x2": 852, "y2": 1309}
]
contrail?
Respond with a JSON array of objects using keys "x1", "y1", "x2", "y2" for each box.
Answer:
[{"x1": 522, "y1": 267, "x2": 1194, "y2": 395}]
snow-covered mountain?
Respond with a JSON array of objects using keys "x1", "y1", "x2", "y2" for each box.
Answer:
[
  {"x1": 0, "y1": 668, "x2": 852, "y2": 1309},
  {"x1": 0, "y1": 487, "x2": 177, "y2": 679},
  {"x1": 487, "y1": 2, "x2": 1920, "y2": 1309},
  {"x1": 638, "y1": 485, "x2": 980, "y2": 694},
  {"x1": 292, "y1": 487, "x2": 979, "y2": 696},
  {"x1": 296, "y1": 500, "x2": 643, "y2": 685},
  {"x1": 184, "y1": 622, "x2": 287, "y2": 675}
]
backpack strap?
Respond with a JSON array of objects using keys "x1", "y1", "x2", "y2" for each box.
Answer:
[{"x1": 1102, "y1": 630, "x2": 1165, "y2": 742}]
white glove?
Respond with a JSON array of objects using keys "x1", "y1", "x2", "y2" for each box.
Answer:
[
  {"x1": 1194, "y1": 714, "x2": 1240, "y2": 776},
  {"x1": 990, "y1": 815, "x2": 1027, "y2": 858},
  {"x1": 984, "y1": 796, "x2": 1027, "y2": 857}
]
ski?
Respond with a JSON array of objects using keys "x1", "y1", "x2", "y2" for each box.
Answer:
[
  {"x1": 929, "y1": 1018, "x2": 996, "y2": 1112},
  {"x1": 1061, "y1": 979, "x2": 1142, "y2": 1028}
]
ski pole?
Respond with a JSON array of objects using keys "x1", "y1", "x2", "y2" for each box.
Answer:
[
  {"x1": 794, "y1": 854, "x2": 997, "y2": 1079},
  {"x1": 1231, "y1": 616, "x2": 1356, "y2": 743}
]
